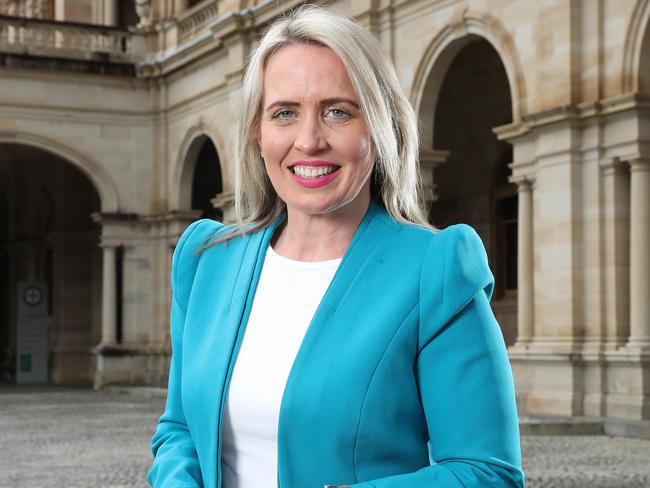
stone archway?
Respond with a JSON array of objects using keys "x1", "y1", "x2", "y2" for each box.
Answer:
[
  {"x1": 0, "y1": 131, "x2": 119, "y2": 213},
  {"x1": 622, "y1": 0, "x2": 650, "y2": 93},
  {"x1": 639, "y1": 12, "x2": 650, "y2": 94},
  {"x1": 411, "y1": 11, "x2": 527, "y2": 151},
  {"x1": 174, "y1": 129, "x2": 225, "y2": 221},
  {"x1": 0, "y1": 143, "x2": 102, "y2": 384},
  {"x1": 189, "y1": 135, "x2": 223, "y2": 220},
  {"x1": 421, "y1": 36, "x2": 518, "y2": 345}
]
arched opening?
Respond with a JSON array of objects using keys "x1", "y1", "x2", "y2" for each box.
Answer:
[
  {"x1": 185, "y1": 135, "x2": 223, "y2": 221},
  {"x1": 429, "y1": 37, "x2": 517, "y2": 345},
  {"x1": 0, "y1": 143, "x2": 101, "y2": 385},
  {"x1": 640, "y1": 19, "x2": 650, "y2": 94},
  {"x1": 117, "y1": 0, "x2": 139, "y2": 28}
]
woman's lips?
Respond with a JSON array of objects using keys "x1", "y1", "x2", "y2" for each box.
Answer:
[{"x1": 288, "y1": 162, "x2": 341, "y2": 188}]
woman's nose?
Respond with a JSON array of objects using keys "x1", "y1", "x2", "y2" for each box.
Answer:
[{"x1": 293, "y1": 115, "x2": 327, "y2": 154}]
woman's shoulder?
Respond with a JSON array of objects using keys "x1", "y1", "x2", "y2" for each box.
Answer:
[
  {"x1": 171, "y1": 219, "x2": 253, "y2": 296},
  {"x1": 175, "y1": 219, "x2": 255, "y2": 257},
  {"x1": 419, "y1": 223, "x2": 493, "y2": 303},
  {"x1": 174, "y1": 218, "x2": 227, "y2": 257},
  {"x1": 380, "y1": 211, "x2": 481, "y2": 255}
]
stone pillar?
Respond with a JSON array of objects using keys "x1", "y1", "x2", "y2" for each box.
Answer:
[
  {"x1": 104, "y1": 0, "x2": 118, "y2": 26},
  {"x1": 513, "y1": 177, "x2": 534, "y2": 346},
  {"x1": 628, "y1": 158, "x2": 650, "y2": 349},
  {"x1": 601, "y1": 158, "x2": 630, "y2": 348},
  {"x1": 100, "y1": 244, "x2": 117, "y2": 346}
]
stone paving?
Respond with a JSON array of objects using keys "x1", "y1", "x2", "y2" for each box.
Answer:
[{"x1": 1, "y1": 386, "x2": 649, "y2": 487}]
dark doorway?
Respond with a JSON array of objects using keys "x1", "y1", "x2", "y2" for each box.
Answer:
[
  {"x1": 0, "y1": 144, "x2": 101, "y2": 383},
  {"x1": 431, "y1": 37, "x2": 517, "y2": 344},
  {"x1": 191, "y1": 138, "x2": 223, "y2": 221}
]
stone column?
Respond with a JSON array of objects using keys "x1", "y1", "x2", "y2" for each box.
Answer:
[
  {"x1": 628, "y1": 158, "x2": 650, "y2": 349},
  {"x1": 601, "y1": 158, "x2": 630, "y2": 348},
  {"x1": 513, "y1": 177, "x2": 534, "y2": 346},
  {"x1": 100, "y1": 244, "x2": 117, "y2": 346},
  {"x1": 104, "y1": 0, "x2": 118, "y2": 25}
]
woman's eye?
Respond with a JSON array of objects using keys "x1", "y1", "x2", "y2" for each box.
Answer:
[
  {"x1": 272, "y1": 109, "x2": 294, "y2": 120},
  {"x1": 326, "y1": 107, "x2": 351, "y2": 119}
]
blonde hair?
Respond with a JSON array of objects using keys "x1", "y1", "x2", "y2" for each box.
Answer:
[{"x1": 209, "y1": 5, "x2": 432, "y2": 245}]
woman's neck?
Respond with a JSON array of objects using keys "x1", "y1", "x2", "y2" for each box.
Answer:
[{"x1": 271, "y1": 201, "x2": 370, "y2": 262}]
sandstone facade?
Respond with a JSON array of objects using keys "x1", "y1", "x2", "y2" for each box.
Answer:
[{"x1": 0, "y1": 0, "x2": 649, "y2": 421}]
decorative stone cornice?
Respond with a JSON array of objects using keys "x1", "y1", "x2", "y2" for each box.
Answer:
[
  {"x1": 495, "y1": 93, "x2": 650, "y2": 142},
  {"x1": 91, "y1": 212, "x2": 140, "y2": 224},
  {"x1": 211, "y1": 191, "x2": 235, "y2": 223},
  {"x1": 419, "y1": 147, "x2": 450, "y2": 169},
  {"x1": 599, "y1": 156, "x2": 627, "y2": 173},
  {"x1": 211, "y1": 190, "x2": 234, "y2": 208},
  {"x1": 628, "y1": 157, "x2": 650, "y2": 172},
  {"x1": 140, "y1": 210, "x2": 200, "y2": 223},
  {"x1": 508, "y1": 175, "x2": 535, "y2": 188}
]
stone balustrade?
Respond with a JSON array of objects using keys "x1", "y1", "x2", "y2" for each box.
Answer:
[
  {"x1": 0, "y1": 14, "x2": 134, "y2": 61},
  {"x1": 177, "y1": 1, "x2": 219, "y2": 44}
]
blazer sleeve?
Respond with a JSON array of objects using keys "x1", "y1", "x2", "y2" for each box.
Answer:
[
  {"x1": 351, "y1": 224, "x2": 525, "y2": 487},
  {"x1": 147, "y1": 219, "x2": 213, "y2": 488}
]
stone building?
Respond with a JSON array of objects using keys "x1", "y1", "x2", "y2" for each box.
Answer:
[{"x1": 0, "y1": 0, "x2": 648, "y2": 422}]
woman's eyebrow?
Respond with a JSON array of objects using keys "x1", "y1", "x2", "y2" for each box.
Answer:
[
  {"x1": 320, "y1": 97, "x2": 359, "y2": 108},
  {"x1": 264, "y1": 98, "x2": 360, "y2": 111},
  {"x1": 264, "y1": 100, "x2": 300, "y2": 111}
]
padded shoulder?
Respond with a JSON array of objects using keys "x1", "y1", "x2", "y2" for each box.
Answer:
[
  {"x1": 442, "y1": 224, "x2": 494, "y2": 303},
  {"x1": 419, "y1": 224, "x2": 494, "y2": 348},
  {"x1": 171, "y1": 219, "x2": 226, "y2": 311}
]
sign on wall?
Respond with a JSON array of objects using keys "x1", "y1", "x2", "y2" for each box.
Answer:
[{"x1": 16, "y1": 282, "x2": 48, "y2": 384}]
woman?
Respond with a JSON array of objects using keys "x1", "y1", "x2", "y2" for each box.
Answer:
[{"x1": 148, "y1": 6, "x2": 524, "y2": 488}]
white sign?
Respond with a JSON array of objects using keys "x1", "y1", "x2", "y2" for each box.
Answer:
[{"x1": 16, "y1": 281, "x2": 48, "y2": 384}]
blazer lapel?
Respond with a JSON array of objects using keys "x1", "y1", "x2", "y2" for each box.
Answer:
[
  {"x1": 189, "y1": 202, "x2": 395, "y2": 487},
  {"x1": 277, "y1": 201, "x2": 398, "y2": 485},
  {"x1": 184, "y1": 217, "x2": 285, "y2": 488}
]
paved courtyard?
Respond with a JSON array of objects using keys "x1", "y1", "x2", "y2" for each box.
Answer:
[{"x1": 0, "y1": 386, "x2": 649, "y2": 488}]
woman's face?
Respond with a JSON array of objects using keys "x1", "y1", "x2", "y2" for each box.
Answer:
[{"x1": 258, "y1": 43, "x2": 375, "y2": 220}]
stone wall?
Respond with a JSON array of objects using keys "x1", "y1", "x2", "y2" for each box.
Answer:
[{"x1": 0, "y1": 0, "x2": 648, "y2": 419}]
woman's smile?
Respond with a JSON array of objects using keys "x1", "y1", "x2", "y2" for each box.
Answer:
[{"x1": 289, "y1": 160, "x2": 342, "y2": 187}]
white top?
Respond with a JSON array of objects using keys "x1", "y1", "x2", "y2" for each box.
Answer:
[{"x1": 221, "y1": 245, "x2": 341, "y2": 488}]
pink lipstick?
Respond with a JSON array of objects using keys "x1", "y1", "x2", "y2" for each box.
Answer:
[{"x1": 288, "y1": 160, "x2": 341, "y2": 188}]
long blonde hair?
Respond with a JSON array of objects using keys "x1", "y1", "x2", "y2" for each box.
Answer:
[{"x1": 208, "y1": 5, "x2": 431, "y2": 246}]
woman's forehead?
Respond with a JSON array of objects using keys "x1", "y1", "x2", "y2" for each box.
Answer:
[{"x1": 262, "y1": 43, "x2": 358, "y2": 103}]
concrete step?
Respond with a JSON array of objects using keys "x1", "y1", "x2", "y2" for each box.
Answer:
[{"x1": 521, "y1": 415, "x2": 650, "y2": 439}]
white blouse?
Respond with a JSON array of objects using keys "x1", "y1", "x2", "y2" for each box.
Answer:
[{"x1": 220, "y1": 245, "x2": 341, "y2": 488}]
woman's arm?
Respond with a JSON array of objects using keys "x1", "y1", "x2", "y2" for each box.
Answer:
[
  {"x1": 351, "y1": 225, "x2": 525, "y2": 487},
  {"x1": 147, "y1": 220, "x2": 207, "y2": 488}
]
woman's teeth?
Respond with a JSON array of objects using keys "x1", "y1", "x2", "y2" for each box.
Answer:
[{"x1": 292, "y1": 166, "x2": 337, "y2": 178}]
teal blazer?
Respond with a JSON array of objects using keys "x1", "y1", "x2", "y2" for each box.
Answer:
[{"x1": 148, "y1": 202, "x2": 524, "y2": 487}]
